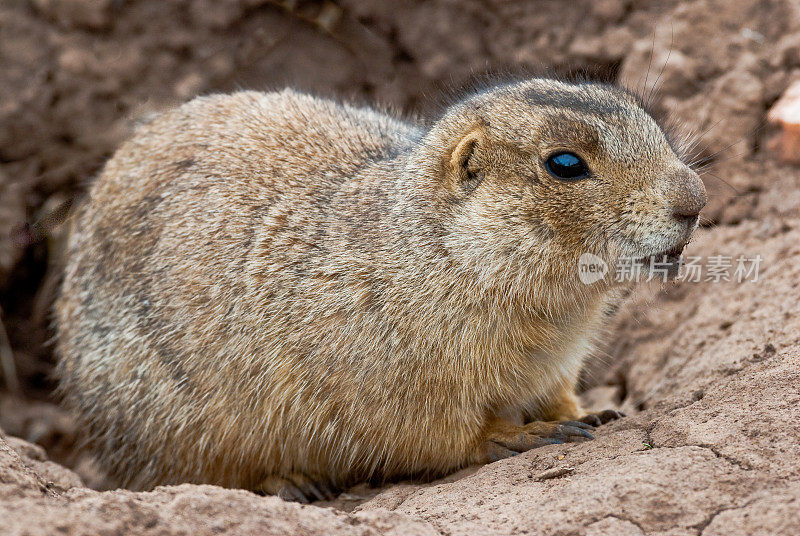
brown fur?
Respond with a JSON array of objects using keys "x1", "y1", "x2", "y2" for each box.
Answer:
[{"x1": 55, "y1": 80, "x2": 706, "y2": 497}]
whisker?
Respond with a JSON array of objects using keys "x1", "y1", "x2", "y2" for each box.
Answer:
[
  {"x1": 699, "y1": 170, "x2": 741, "y2": 194},
  {"x1": 689, "y1": 119, "x2": 770, "y2": 169},
  {"x1": 682, "y1": 118, "x2": 727, "y2": 163},
  {"x1": 694, "y1": 147, "x2": 756, "y2": 170},
  {"x1": 641, "y1": 29, "x2": 657, "y2": 102},
  {"x1": 647, "y1": 25, "x2": 673, "y2": 108}
]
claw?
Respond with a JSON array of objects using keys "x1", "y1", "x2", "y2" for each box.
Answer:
[
  {"x1": 477, "y1": 415, "x2": 605, "y2": 463},
  {"x1": 277, "y1": 484, "x2": 309, "y2": 504},
  {"x1": 259, "y1": 474, "x2": 334, "y2": 503},
  {"x1": 485, "y1": 442, "x2": 521, "y2": 461},
  {"x1": 559, "y1": 424, "x2": 594, "y2": 440},
  {"x1": 299, "y1": 481, "x2": 326, "y2": 502},
  {"x1": 315, "y1": 481, "x2": 337, "y2": 501},
  {"x1": 536, "y1": 437, "x2": 564, "y2": 446},
  {"x1": 548, "y1": 424, "x2": 594, "y2": 443},
  {"x1": 563, "y1": 419, "x2": 596, "y2": 430}
]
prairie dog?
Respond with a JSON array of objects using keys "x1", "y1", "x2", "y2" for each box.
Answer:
[{"x1": 56, "y1": 79, "x2": 706, "y2": 501}]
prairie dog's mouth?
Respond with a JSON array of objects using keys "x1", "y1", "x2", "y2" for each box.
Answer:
[
  {"x1": 637, "y1": 242, "x2": 686, "y2": 265},
  {"x1": 631, "y1": 242, "x2": 688, "y2": 280}
]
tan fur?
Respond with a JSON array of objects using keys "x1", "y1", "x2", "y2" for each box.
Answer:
[{"x1": 55, "y1": 80, "x2": 706, "y2": 494}]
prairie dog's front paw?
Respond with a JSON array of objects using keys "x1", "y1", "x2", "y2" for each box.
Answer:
[{"x1": 472, "y1": 420, "x2": 595, "y2": 464}]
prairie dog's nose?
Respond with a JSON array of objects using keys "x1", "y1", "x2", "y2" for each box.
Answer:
[{"x1": 670, "y1": 169, "x2": 707, "y2": 221}]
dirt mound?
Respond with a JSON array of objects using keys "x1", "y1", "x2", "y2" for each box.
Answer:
[
  {"x1": 1, "y1": 0, "x2": 799, "y2": 534},
  {"x1": 0, "y1": 434, "x2": 438, "y2": 535}
]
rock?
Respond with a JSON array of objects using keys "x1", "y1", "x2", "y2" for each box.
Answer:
[
  {"x1": 0, "y1": 433, "x2": 50, "y2": 498},
  {"x1": 767, "y1": 80, "x2": 800, "y2": 164},
  {"x1": 174, "y1": 72, "x2": 207, "y2": 100},
  {"x1": 0, "y1": 431, "x2": 438, "y2": 536},
  {"x1": 3, "y1": 434, "x2": 83, "y2": 490},
  {"x1": 703, "y1": 483, "x2": 800, "y2": 536},
  {"x1": 360, "y1": 434, "x2": 757, "y2": 534}
]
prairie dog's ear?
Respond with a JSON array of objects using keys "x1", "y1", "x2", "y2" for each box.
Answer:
[{"x1": 448, "y1": 125, "x2": 486, "y2": 195}]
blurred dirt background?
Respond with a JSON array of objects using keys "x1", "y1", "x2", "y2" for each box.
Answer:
[{"x1": 1, "y1": 0, "x2": 800, "y2": 534}]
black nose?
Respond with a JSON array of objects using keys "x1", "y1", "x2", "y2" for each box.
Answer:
[{"x1": 670, "y1": 170, "x2": 707, "y2": 224}]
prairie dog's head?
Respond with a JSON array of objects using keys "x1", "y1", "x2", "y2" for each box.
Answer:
[{"x1": 424, "y1": 78, "x2": 706, "y2": 300}]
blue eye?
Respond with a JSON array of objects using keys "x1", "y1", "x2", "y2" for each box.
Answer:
[{"x1": 545, "y1": 152, "x2": 590, "y2": 181}]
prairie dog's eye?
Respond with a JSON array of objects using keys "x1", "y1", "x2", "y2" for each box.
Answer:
[{"x1": 545, "y1": 152, "x2": 590, "y2": 181}]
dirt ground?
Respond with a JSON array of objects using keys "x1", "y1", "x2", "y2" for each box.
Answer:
[{"x1": 1, "y1": 0, "x2": 799, "y2": 534}]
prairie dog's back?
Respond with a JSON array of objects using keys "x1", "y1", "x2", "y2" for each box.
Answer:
[{"x1": 114, "y1": 89, "x2": 419, "y2": 194}]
